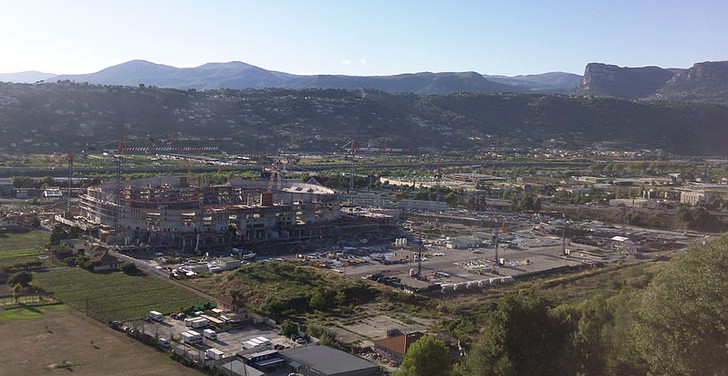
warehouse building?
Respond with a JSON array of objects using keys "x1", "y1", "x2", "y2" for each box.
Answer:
[{"x1": 280, "y1": 345, "x2": 379, "y2": 376}]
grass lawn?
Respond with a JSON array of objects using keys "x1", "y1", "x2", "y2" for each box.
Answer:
[
  {"x1": 0, "y1": 229, "x2": 50, "y2": 267},
  {"x1": 33, "y1": 268, "x2": 206, "y2": 322},
  {"x1": 0, "y1": 229, "x2": 49, "y2": 250},
  {"x1": 0, "y1": 302, "x2": 67, "y2": 322}
]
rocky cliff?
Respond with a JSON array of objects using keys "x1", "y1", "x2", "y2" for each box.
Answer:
[{"x1": 574, "y1": 63, "x2": 677, "y2": 99}]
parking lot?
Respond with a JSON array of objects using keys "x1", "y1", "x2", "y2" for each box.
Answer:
[{"x1": 128, "y1": 315, "x2": 300, "y2": 359}]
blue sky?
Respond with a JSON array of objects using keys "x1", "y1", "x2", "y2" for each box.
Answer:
[{"x1": 1, "y1": 0, "x2": 726, "y2": 76}]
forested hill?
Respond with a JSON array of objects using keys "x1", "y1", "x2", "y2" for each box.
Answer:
[{"x1": 1, "y1": 81, "x2": 728, "y2": 155}]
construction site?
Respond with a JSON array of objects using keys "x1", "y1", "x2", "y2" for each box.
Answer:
[{"x1": 75, "y1": 176, "x2": 348, "y2": 250}]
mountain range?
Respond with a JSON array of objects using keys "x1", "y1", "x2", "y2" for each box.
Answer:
[
  {"x1": 4, "y1": 60, "x2": 582, "y2": 95},
  {"x1": 4, "y1": 59, "x2": 728, "y2": 104}
]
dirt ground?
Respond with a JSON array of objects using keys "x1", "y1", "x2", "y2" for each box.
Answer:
[{"x1": 0, "y1": 304, "x2": 204, "y2": 376}]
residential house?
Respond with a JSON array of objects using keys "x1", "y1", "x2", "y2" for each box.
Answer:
[
  {"x1": 373, "y1": 331, "x2": 425, "y2": 364},
  {"x1": 92, "y1": 251, "x2": 123, "y2": 272}
]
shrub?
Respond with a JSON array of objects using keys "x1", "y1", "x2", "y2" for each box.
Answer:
[{"x1": 121, "y1": 263, "x2": 139, "y2": 275}]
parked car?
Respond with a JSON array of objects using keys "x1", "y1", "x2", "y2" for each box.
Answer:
[{"x1": 158, "y1": 338, "x2": 170, "y2": 348}]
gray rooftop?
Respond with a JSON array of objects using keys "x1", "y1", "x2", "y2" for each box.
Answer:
[
  {"x1": 280, "y1": 345, "x2": 378, "y2": 375},
  {"x1": 218, "y1": 358, "x2": 264, "y2": 376}
]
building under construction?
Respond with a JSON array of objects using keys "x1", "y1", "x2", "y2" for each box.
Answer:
[{"x1": 79, "y1": 176, "x2": 342, "y2": 249}]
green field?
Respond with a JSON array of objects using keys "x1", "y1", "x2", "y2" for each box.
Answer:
[
  {"x1": 0, "y1": 229, "x2": 49, "y2": 250},
  {"x1": 33, "y1": 268, "x2": 205, "y2": 321},
  {"x1": 0, "y1": 230, "x2": 49, "y2": 266},
  {"x1": 0, "y1": 302, "x2": 67, "y2": 322}
]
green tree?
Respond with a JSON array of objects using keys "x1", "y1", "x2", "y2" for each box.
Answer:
[
  {"x1": 309, "y1": 287, "x2": 330, "y2": 311},
  {"x1": 461, "y1": 293, "x2": 573, "y2": 376},
  {"x1": 632, "y1": 234, "x2": 728, "y2": 376},
  {"x1": 12, "y1": 176, "x2": 35, "y2": 188},
  {"x1": 120, "y1": 262, "x2": 139, "y2": 275},
  {"x1": 29, "y1": 215, "x2": 40, "y2": 228},
  {"x1": 13, "y1": 283, "x2": 23, "y2": 302},
  {"x1": 395, "y1": 335, "x2": 451, "y2": 376},
  {"x1": 40, "y1": 176, "x2": 55, "y2": 188},
  {"x1": 334, "y1": 290, "x2": 347, "y2": 306},
  {"x1": 49, "y1": 225, "x2": 68, "y2": 246},
  {"x1": 280, "y1": 320, "x2": 299, "y2": 337},
  {"x1": 7, "y1": 271, "x2": 33, "y2": 286}
]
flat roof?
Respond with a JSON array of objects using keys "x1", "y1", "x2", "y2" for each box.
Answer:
[{"x1": 280, "y1": 345, "x2": 378, "y2": 375}]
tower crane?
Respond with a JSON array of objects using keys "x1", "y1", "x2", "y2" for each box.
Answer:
[
  {"x1": 66, "y1": 153, "x2": 74, "y2": 211},
  {"x1": 337, "y1": 139, "x2": 358, "y2": 206},
  {"x1": 267, "y1": 159, "x2": 287, "y2": 192}
]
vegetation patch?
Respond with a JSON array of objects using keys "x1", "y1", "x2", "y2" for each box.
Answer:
[
  {"x1": 190, "y1": 262, "x2": 379, "y2": 318},
  {"x1": 33, "y1": 267, "x2": 203, "y2": 321},
  {"x1": 0, "y1": 302, "x2": 67, "y2": 322},
  {"x1": 0, "y1": 229, "x2": 49, "y2": 250}
]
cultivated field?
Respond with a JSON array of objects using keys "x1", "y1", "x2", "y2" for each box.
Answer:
[
  {"x1": 0, "y1": 303, "x2": 204, "y2": 376},
  {"x1": 33, "y1": 267, "x2": 206, "y2": 321}
]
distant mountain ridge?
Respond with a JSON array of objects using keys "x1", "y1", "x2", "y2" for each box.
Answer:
[
  {"x1": 7, "y1": 59, "x2": 728, "y2": 103},
  {"x1": 28, "y1": 60, "x2": 581, "y2": 95},
  {"x1": 485, "y1": 72, "x2": 583, "y2": 94},
  {"x1": 51, "y1": 60, "x2": 296, "y2": 90},
  {"x1": 0, "y1": 71, "x2": 56, "y2": 83}
]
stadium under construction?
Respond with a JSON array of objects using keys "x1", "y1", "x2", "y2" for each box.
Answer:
[{"x1": 75, "y1": 176, "x2": 389, "y2": 250}]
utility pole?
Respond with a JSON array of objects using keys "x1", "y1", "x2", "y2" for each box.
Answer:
[
  {"x1": 493, "y1": 234, "x2": 499, "y2": 271},
  {"x1": 562, "y1": 213, "x2": 568, "y2": 255}
]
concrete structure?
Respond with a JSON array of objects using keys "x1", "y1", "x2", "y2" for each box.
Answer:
[
  {"x1": 350, "y1": 194, "x2": 395, "y2": 208},
  {"x1": 680, "y1": 189, "x2": 715, "y2": 205},
  {"x1": 280, "y1": 345, "x2": 379, "y2": 376},
  {"x1": 444, "y1": 236, "x2": 482, "y2": 249},
  {"x1": 59, "y1": 238, "x2": 90, "y2": 254},
  {"x1": 78, "y1": 176, "x2": 342, "y2": 248},
  {"x1": 398, "y1": 199, "x2": 448, "y2": 212}
]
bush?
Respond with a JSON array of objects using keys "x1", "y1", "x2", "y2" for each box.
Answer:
[
  {"x1": 121, "y1": 263, "x2": 139, "y2": 275},
  {"x1": 280, "y1": 320, "x2": 299, "y2": 337}
]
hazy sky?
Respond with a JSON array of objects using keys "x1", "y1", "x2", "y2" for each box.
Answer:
[{"x1": 1, "y1": 0, "x2": 726, "y2": 76}]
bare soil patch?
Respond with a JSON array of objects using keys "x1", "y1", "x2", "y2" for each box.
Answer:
[{"x1": 0, "y1": 304, "x2": 203, "y2": 376}]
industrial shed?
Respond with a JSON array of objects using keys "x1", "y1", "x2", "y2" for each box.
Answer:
[{"x1": 280, "y1": 345, "x2": 379, "y2": 376}]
